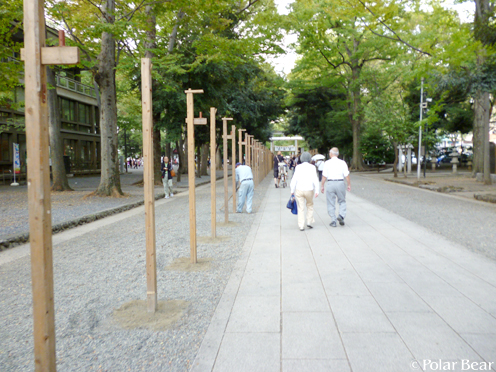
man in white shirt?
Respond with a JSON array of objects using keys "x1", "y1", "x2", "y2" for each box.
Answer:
[
  {"x1": 290, "y1": 152, "x2": 319, "y2": 231},
  {"x1": 235, "y1": 163, "x2": 254, "y2": 213},
  {"x1": 320, "y1": 147, "x2": 351, "y2": 227}
]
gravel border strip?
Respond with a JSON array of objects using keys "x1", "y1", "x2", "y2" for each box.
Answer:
[
  {"x1": 0, "y1": 177, "x2": 220, "y2": 251},
  {"x1": 384, "y1": 177, "x2": 496, "y2": 200}
]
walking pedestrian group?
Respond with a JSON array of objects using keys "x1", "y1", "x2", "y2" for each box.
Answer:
[
  {"x1": 154, "y1": 146, "x2": 351, "y2": 230},
  {"x1": 278, "y1": 147, "x2": 352, "y2": 230}
]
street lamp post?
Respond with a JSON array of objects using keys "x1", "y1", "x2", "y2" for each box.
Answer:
[{"x1": 417, "y1": 78, "x2": 424, "y2": 181}]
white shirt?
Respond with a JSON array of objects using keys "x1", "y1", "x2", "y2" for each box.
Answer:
[
  {"x1": 290, "y1": 162, "x2": 319, "y2": 194},
  {"x1": 235, "y1": 165, "x2": 253, "y2": 183},
  {"x1": 322, "y1": 157, "x2": 349, "y2": 180},
  {"x1": 316, "y1": 159, "x2": 325, "y2": 171}
]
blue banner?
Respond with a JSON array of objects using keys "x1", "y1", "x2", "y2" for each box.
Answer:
[{"x1": 13, "y1": 143, "x2": 20, "y2": 174}]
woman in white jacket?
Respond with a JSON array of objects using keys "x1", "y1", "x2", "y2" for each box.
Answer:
[{"x1": 290, "y1": 152, "x2": 319, "y2": 231}]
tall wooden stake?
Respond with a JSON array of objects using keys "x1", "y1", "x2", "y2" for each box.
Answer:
[
  {"x1": 231, "y1": 125, "x2": 236, "y2": 213},
  {"x1": 22, "y1": 1, "x2": 79, "y2": 369},
  {"x1": 245, "y1": 133, "x2": 250, "y2": 166},
  {"x1": 238, "y1": 128, "x2": 246, "y2": 165},
  {"x1": 185, "y1": 89, "x2": 204, "y2": 263},
  {"x1": 210, "y1": 107, "x2": 217, "y2": 238},
  {"x1": 141, "y1": 58, "x2": 157, "y2": 313},
  {"x1": 24, "y1": 4, "x2": 55, "y2": 369},
  {"x1": 222, "y1": 117, "x2": 233, "y2": 222},
  {"x1": 248, "y1": 135, "x2": 253, "y2": 168}
]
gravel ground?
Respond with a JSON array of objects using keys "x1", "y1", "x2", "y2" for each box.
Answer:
[
  {"x1": 351, "y1": 173, "x2": 496, "y2": 260},
  {"x1": 0, "y1": 175, "x2": 269, "y2": 372},
  {"x1": 0, "y1": 168, "x2": 229, "y2": 242}
]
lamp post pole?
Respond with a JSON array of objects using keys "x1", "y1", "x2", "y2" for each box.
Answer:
[{"x1": 417, "y1": 77, "x2": 424, "y2": 181}]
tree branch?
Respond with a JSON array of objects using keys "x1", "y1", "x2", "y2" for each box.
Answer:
[
  {"x1": 118, "y1": 0, "x2": 150, "y2": 21},
  {"x1": 237, "y1": 0, "x2": 261, "y2": 14},
  {"x1": 318, "y1": 48, "x2": 350, "y2": 69},
  {"x1": 168, "y1": 10, "x2": 185, "y2": 53},
  {"x1": 82, "y1": 0, "x2": 105, "y2": 17},
  {"x1": 60, "y1": 14, "x2": 95, "y2": 63},
  {"x1": 360, "y1": 56, "x2": 391, "y2": 67},
  {"x1": 351, "y1": 0, "x2": 432, "y2": 56}
]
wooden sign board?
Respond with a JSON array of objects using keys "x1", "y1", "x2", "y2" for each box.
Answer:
[
  {"x1": 21, "y1": 46, "x2": 80, "y2": 65},
  {"x1": 275, "y1": 145, "x2": 296, "y2": 152},
  {"x1": 185, "y1": 118, "x2": 208, "y2": 125}
]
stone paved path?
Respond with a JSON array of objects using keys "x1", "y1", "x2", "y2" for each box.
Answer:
[{"x1": 191, "y1": 181, "x2": 496, "y2": 372}]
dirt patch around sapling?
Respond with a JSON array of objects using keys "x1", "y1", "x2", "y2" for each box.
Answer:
[
  {"x1": 217, "y1": 221, "x2": 239, "y2": 227},
  {"x1": 197, "y1": 236, "x2": 230, "y2": 244},
  {"x1": 165, "y1": 257, "x2": 212, "y2": 272},
  {"x1": 113, "y1": 299, "x2": 189, "y2": 331}
]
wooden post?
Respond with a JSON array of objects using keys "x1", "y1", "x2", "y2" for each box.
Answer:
[
  {"x1": 22, "y1": 1, "x2": 80, "y2": 368},
  {"x1": 246, "y1": 134, "x2": 250, "y2": 167},
  {"x1": 244, "y1": 133, "x2": 250, "y2": 166},
  {"x1": 210, "y1": 107, "x2": 217, "y2": 238},
  {"x1": 141, "y1": 58, "x2": 157, "y2": 313},
  {"x1": 238, "y1": 129, "x2": 246, "y2": 165},
  {"x1": 185, "y1": 88, "x2": 204, "y2": 264},
  {"x1": 222, "y1": 118, "x2": 233, "y2": 222},
  {"x1": 248, "y1": 135, "x2": 253, "y2": 169},
  {"x1": 231, "y1": 125, "x2": 236, "y2": 213},
  {"x1": 253, "y1": 140, "x2": 258, "y2": 187},
  {"x1": 24, "y1": 3, "x2": 55, "y2": 369},
  {"x1": 258, "y1": 142, "x2": 262, "y2": 185}
]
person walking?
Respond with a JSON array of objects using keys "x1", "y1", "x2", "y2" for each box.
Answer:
[
  {"x1": 290, "y1": 152, "x2": 319, "y2": 231},
  {"x1": 316, "y1": 157, "x2": 325, "y2": 182},
  {"x1": 320, "y1": 147, "x2": 351, "y2": 227},
  {"x1": 161, "y1": 156, "x2": 174, "y2": 199},
  {"x1": 273, "y1": 151, "x2": 285, "y2": 188},
  {"x1": 235, "y1": 162, "x2": 254, "y2": 213}
]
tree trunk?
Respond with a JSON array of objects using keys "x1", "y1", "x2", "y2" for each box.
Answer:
[
  {"x1": 175, "y1": 140, "x2": 181, "y2": 182},
  {"x1": 350, "y1": 65, "x2": 364, "y2": 171},
  {"x1": 152, "y1": 127, "x2": 162, "y2": 185},
  {"x1": 47, "y1": 67, "x2": 73, "y2": 191},
  {"x1": 392, "y1": 141, "x2": 398, "y2": 178},
  {"x1": 196, "y1": 147, "x2": 201, "y2": 178},
  {"x1": 92, "y1": 0, "x2": 123, "y2": 197},
  {"x1": 216, "y1": 146, "x2": 222, "y2": 170},
  {"x1": 200, "y1": 143, "x2": 209, "y2": 176},
  {"x1": 473, "y1": 0, "x2": 492, "y2": 183},
  {"x1": 166, "y1": 142, "x2": 171, "y2": 160},
  {"x1": 472, "y1": 90, "x2": 489, "y2": 176},
  {"x1": 176, "y1": 137, "x2": 187, "y2": 182}
]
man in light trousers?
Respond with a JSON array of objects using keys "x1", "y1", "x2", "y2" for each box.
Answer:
[
  {"x1": 235, "y1": 163, "x2": 254, "y2": 213},
  {"x1": 321, "y1": 147, "x2": 351, "y2": 227},
  {"x1": 290, "y1": 152, "x2": 319, "y2": 231}
]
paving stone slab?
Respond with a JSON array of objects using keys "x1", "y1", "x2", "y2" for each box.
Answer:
[
  {"x1": 386, "y1": 311, "x2": 482, "y2": 360},
  {"x1": 341, "y1": 332, "x2": 414, "y2": 372},
  {"x1": 282, "y1": 359, "x2": 351, "y2": 372},
  {"x1": 282, "y1": 312, "x2": 346, "y2": 360},
  {"x1": 213, "y1": 333, "x2": 280, "y2": 372},
  {"x1": 329, "y1": 295, "x2": 395, "y2": 333}
]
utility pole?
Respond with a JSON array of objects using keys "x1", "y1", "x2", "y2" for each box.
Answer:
[{"x1": 417, "y1": 78, "x2": 424, "y2": 181}]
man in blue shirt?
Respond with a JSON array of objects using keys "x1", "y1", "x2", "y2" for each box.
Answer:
[{"x1": 235, "y1": 162, "x2": 254, "y2": 213}]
